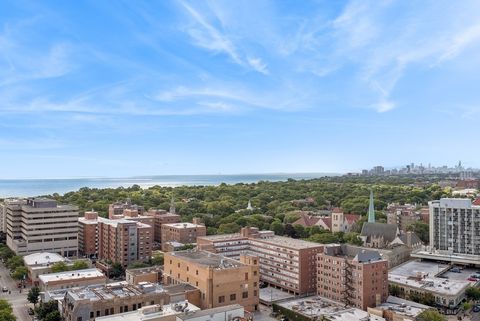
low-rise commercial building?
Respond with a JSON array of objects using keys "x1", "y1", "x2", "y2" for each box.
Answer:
[
  {"x1": 368, "y1": 296, "x2": 431, "y2": 321},
  {"x1": 163, "y1": 250, "x2": 260, "y2": 311},
  {"x1": 23, "y1": 252, "x2": 67, "y2": 281},
  {"x1": 6, "y1": 198, "x2": 79, "y2": 257},
  {"x1": 317, "y1": 244, "x2": 388, "y2": 310},
  {"x1": 161, "y1": 222, "x2": 206, "y2": 251},
  {"x1": 197, "y1": 227, "x2": 323, "y2": 295},
  {"x1": 95, "y1": 301, "x2": 201, "y2": 321},
  {"x1": 39, "y1": 268, "x2": 106, "y2": 291},
  {"x1": 274, "y1": 296, "x2": 385, "y2": 321},
  {"x1": 388, "y1": 260, "x2": 473, "y2": 312},
  {"x1": 126, "y1": 266, "x2": 163, "y2": 285},
  {"x1": 62, "y1": 281, "x2": 201, "y2": 321}
]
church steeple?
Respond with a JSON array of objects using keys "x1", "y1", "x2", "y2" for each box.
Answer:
[{"x1": 368, "y1": 190, "x2": 375, "y2": 223}]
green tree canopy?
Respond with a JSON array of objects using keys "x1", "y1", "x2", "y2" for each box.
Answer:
[
  {"x1": 71, "y1": 260, "x2": 89, "y2": 271},
  {"x1": 27, "y1": 287, "x2": 41, "y2": 306},
  {"x1": 417, "y1": 310, "x2": 445, "y2": 321},
  {"x1": 151, "y1": 254, "x2": 164, "y2": 266},
  {"x1": 50, "y1": 261, "x2": 69, "y2": 273},
  {"x1": 11, "y1": 266, "x2": 28, "y2": 280}
]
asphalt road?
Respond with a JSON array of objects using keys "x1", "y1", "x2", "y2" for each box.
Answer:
[{"x1": 0, "y1": 262, "x2": 31, "y2": 321}]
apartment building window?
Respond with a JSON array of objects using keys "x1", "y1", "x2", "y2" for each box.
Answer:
[
  {"x1": 178, "y1": 263, "x2": 180, "y2": 268},
  {"x1": 196, "y1": 281, "x2": 199, "y2": 286},
  {"x1": 219, "y1": 296, "x2": 225, "y2": 303},
  {"x1": 90, "y1": 312, "x2": 94, "y2": 319},
  {"x1": 242, "y1": 292, "x2": 248, "y2": 299},
  {"x1": 196, "y1": 270, "x2": 199, "y2": 275},
  {"x1": 133, "y1": 304, "x2": 137, "y2": 310},
  {"x1": 253, "y1": 271, "x2": 257, "y2": 276},
  {"x1": 104, "y1": 309, "x2": 109, "y2": 316},
  {"x1": 77, "y1": 317, "x2": 82, "y2": 321},
  {"x1": 254, "y1": 290, "x2": 258, "y2": 297},
  {"x1": 245, "y1": 273, "x2": 248, "y2": 280},
  {"x1": 230, "y1": 294, "x2": 236, "y2": 301},
  {"x1": 151, "y1": 301, "x2": 154, "y2": 305},
  {"x1": 120, "y1": 307, "x2": 123, "y2": 313},
  {"x1": 96, "y1": 311, "x2": 100, "y2": 317}
]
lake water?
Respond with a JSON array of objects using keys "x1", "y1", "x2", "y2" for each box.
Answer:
[{"x1": 0, "y1": 173, "x2": 337, "y2": 198}]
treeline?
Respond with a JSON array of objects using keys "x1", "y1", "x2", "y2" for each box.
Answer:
[{"x1": 47, "y1": 176, "x2": 450, "y2": 238}]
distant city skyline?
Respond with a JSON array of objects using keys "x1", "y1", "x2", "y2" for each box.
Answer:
[{"x1": 1, "y1": 1, "x2": 480, "y2": 178}]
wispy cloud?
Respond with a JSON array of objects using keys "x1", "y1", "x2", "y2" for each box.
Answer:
[{"x1": 179, "y1": 1, "x2": 269, "y2": 74}]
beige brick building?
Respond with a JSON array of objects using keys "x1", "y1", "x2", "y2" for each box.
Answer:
[
  {"x1": 317, "y1": 244, "x2": 388, "y2": 310},
  {"x1": 126, "y1": 266, "x2": 163, "y2": 285},
  {"x1": 163, "y1": 250, "x2": 260, "y2": 311}
]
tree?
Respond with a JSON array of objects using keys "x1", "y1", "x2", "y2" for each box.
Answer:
[
  {"x1": 11, "y1": 266, "x2": 28, "y2": 280},
  {"x1": 343, "y1": 232, "x2": 363, "y2": 245},
  {"x1": 6, "y1": 255, "x2": 24, "y2": 271},
  {"x1": 217, "y1": 222, "x2": 241, "y2": 234},
  {"x1": 0, "y1": 310, "x2": 16, "y2": 321},
  {"x1": 71, "y1": 260, "x2": 89, "y2": 271},
  {"x1": 110, "y1": 262, "x2": 125, "y2": 279},
  {"x1": 293, "y1": 224, "x2": 308, "y2": 239},
  {"x1": 151, "y1": 254, "x2": 164, "y2": 266},
  {"x1": 388, "y1": 284, "x2": 401, "y2": 296},
  {"x1": 129, "y1": 262, "x2": 148, "y2": 269},
  {"x1": 284, "y1": 224, "x2": 296, "y2": 238},
  {"x1": 417, "y1": 310, "x2": 445, "y2": 321},
  {"x1": 466, "y1": 287, "x2": 480, "y2": 301},
  {"x1": 270, "y1": 220, "x2": 284, "y2": 235},
  {"x1": 407, "y1": 221, "x2": 429, "y2": 243},
  {"x1": 50, "y1": 261, "x2": 69, "y2": 273},
  {"x1": 0, "y1": 300, "x2": 13, "y2": 313},
  {"x1": 35, "y1": 301, "x2": 59, "y2": 320},
  {"x1": 44, "y1": 311, "x2": 61, "y2": 321},
  {"x1": 27, "y1": 287, "x2": 41, "y2": 306}
]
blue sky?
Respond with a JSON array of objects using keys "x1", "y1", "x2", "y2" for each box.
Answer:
[{"x1": 1, "y1": 0, "x2": 480, "y2": 178}]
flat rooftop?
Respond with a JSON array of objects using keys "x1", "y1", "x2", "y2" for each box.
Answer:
[
  {"x1": 277, "y1": 296, "x2": 384, "y2": 321},
  {"x1": 39, "y1": 268, "x2": 105, "y2": 284},
  {"x1": 375, "y1": 296, "x2": 430, "y2": 319},
  {"x1": 388, "y1": 260, "x2": 472, "y2": 296},
  {"x1": 126, "y1": 266, "x2": 163, "y2": 276},
  {"x1": 178, "y1": 304, "x2": 243, "y2": 320},
  {"x1": 259, "y1": 286, "x2": 296, "y2": 304},
  {"x1": 197, "y1": 233, "x2": 245, "y2": 241},
  {"x1": 250, "y1": 236, "x2": 323, "y2": 250},
  {"x1": 67, "y1": 281, "x2": 163, "y2": 302},
  {"x1": 412, "y1": 249, "x2": 480, "y2": 266},
  {"x1": 96, "y1": 301, "x2": 201, "y2": 321},
  {"x1": 24, "y1": 252, "x2": 65, "y2": 266},
  {"x1": 163, "y1": 223, "x2": 203, "y2": 229},
  {"x1": 169, "y1": 250, "x2": 245, "y2": 269}
]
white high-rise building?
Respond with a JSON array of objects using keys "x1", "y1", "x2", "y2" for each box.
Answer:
[
  {"x1": 429, "y1": 198, "x2": 480, "y2": 256},
  {"x1": 5, "y1": 198, "x2": 79, "y2": 257}
]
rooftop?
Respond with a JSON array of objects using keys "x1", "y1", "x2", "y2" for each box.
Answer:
[
  {"x1": 322, "y1": 244, "x2": 384, "y2": 263},
  {"x1": 163, "y1": 223, "x2": 203, "y2": 229},
  {"x1": 126, "y1": 266, "x2": 163, "y2": 276},
  {"x1": 388, "y1": 260, "x2": 472, "y2": 296},
  {"x1": 177, "y1": 304, "x2": 243, "y2": 320},
  {"x1": 169, "y1": 250, "x2": 245, "y2": 269},
  {"x1": 277, "y1": 296, "x2": 384, "y2": 321},
  {"x1": 374, "y1": 296, "x2": 430, "y2": 319},
  {"x1": 39, "y1": 268, "x2": 105, "y2": 284},
  {"x1": 250, "y1": 235, "x2": 323, "y2": 250},
  {"x1": 23, "y1": 252, "x2": 65, "y2": 266},
  {"x1": 67, "y1": 281, "x2": 163, "y2": 302},
  {"x1": 197, "y1": 233, "x2": 245, "y2": 241},
  {"x1": 96, "y1": 301, "x2": 201, "y2": 321}
]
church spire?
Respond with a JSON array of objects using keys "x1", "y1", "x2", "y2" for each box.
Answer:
[{"x1": 368, "y1": 190, "x2": 375, "y2": 223}]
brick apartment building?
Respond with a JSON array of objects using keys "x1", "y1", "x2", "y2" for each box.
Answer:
[
  {"x1": 78, "y1": 211, "x2": 99, "y2": 257},
  {"x1": 145, "y1": 209, "x2": 181, "y2": 243},
  {"x1": 197, "y1": 227, "x2": 324, "y2": 295},
  {"x1": 161, "y1": 220, "x2": 206, "y2": 251},
  {"x1": 317, "y1": 244, "x2": 388, "y2": 310},
  {"x1": 98, "y1": 217, "x2": 153, "y2": 267},
  {"x1": 163, "y1": 250, "x2": 260, "y2": 311}
]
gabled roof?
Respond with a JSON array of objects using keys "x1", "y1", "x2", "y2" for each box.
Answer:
[
  {"x1": 344, "y1": 214, "x2": 361, "y2": 224},
  {"x1": 399, "y1": 232, "x2": 422, "y2": 245},
  {"x1": 318, "y1": 217, "x2": 332, "y2": 230},
  {"x1": 292, "y1": 213, "x2": 320, "y2": 227},
  {"x1": 360, "y1": 222, "x2": 399, "y2": 243}
]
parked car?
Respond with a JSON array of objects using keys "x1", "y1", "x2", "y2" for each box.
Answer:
[
  {"x1": 451, "y1": 267, "x2": 461, "y2": 273},
  {"x1": 1, "y1": 287, "x2": 7, "y2": 293},
  {"x1": 473, "y1": 305, "x2": 480, "y2": 313},
  {"x1": 28, "y1": 308, "x2": 34, "y2": 315},
  {"x1": 467, "y1": 277, "x2": 478, "y2": 281}
]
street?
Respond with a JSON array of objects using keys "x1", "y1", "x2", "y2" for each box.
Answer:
[{"x1": 0, "y1": 262, "x2": 31, "y2": 321}]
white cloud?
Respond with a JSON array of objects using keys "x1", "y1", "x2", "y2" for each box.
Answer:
[{"x1": 373, "y1": 99, "x2": 396, "y2": 113}]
